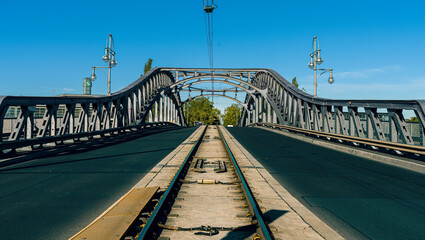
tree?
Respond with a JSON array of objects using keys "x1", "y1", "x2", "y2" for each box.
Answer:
[
  {"x1": 409, "y1": 116, "x2": 419, "y2": 122},
  {"x1": 222, "y1": 104, "x2": 242, "y2": 126},
  {"x1": 292, "y1": 77, "x2": 299, "y2": 88},
  {"x1": 184, "y1": 97, "x2": 221, "y2": 126},
  {"x1": 143, "y1": 58, "x2": 153, "y2": 75}
]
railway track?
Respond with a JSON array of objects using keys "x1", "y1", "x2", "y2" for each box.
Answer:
[
  {"x1": 69, "y1": 124, "x2": 341, "y2": 240},
  {"x1": 133, "y1": 125, "x2": 273, "y2": 239}
]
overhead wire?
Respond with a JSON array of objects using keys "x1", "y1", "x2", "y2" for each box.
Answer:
[{"x1": 202, "y1": 0, "x2": 215, "y2": 104}]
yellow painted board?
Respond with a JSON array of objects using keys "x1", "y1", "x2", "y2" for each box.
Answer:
[{"x1": 70, "y1": 186, "x2": 159, "y2": 240}]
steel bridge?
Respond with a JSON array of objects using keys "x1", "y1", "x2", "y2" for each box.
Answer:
[
  {"x1": 2, "y1": 68, "x2": 425, "y2": 240},
  {"x1": 1, "y1": 67, "x2": 425, "y2": 154}
]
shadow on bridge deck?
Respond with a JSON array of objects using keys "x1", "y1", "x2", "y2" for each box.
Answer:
[
  {"x1": 227, "y1": 127, "x2": 425, "y2": 240},
  {"x1": 0, "y1": 127, "x2": 197, "y2": 240}
]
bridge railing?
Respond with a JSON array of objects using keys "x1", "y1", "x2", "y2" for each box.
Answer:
[
  {"x1": 0, "y1": 68, "x2": 186, "y2": 154},
  {"x1": 241, "y1": 69, "x2": 425, "y2": 146}
]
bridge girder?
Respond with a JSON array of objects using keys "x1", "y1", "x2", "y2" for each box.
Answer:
[
  {"x1": 2, "y1": 67, "x2": 425, "y2": 154},
  {"x1": 183, "y1": 94, "x2": 248, "y2": 110}
]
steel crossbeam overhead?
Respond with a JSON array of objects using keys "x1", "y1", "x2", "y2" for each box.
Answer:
[
  {"x1": 2, "y1": 67, "x2": 425, "y2": 154},
  {"x1": 182, "y1": 94, "x2": 248, "y2": 110}
]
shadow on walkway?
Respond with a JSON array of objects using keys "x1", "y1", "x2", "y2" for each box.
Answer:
[
  {"x1": 0, "y1": 126, "x2": 192, "y2": 170},
  {"x1": 0, "y1": 148, "x2": 175, "y2": 172},
  {"x1": 221, "y1": 209, "x2": 287, "y2": 239}
]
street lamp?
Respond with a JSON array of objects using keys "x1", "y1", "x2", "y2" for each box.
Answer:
[
  {"x1": 90, "y1": 34, "x2": 117, "y2": 95},
  {"x1": 308, "y1": 36, "x2": 334, "y2": 97}
]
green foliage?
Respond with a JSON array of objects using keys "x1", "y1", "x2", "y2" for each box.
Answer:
[
  {"x1": 409, "y1": 116, "x2": 419, "y2": 122},
  {"x1": 184, "y1": 97, "x2": 221, "y2": 126},
  {"x1": 222, "y1": 103, "x2": 242, "y2": 126},
  {"x1": 292, "y1": 77, "x2": 299, "y2": 88},
  {"x1": 143, "y1": 58, "x2": 153, "y2": 75}
]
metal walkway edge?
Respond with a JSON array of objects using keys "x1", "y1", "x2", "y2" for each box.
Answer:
[{"x1": 69, "y1": 187, "x2": 159, "y2": 240}]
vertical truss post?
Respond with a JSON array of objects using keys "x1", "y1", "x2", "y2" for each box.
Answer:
[
  {"x1": 69, "y1": 104, "x2": 75, "y2": 134},
  {"x1": 295, "y1": 98, "x2": 304, "y2": 128},
  {"x1": 133, "y1": 92, "x2": 138, "y2": 124},
  {"x1": 172, "y1": 101, "x2": 176, "y2": 123},
  {"x1": 167, "y1": 96, "x2": 171, "y2": 122},
  {"x1": 281, "y1": 90, "x2": 288, "y2": 123},
  {"x1": 261, "y1": 97, "x2": 266, "y2": 122},
  {"x1": 9, "y1": 106, "x2": 29, "y2": 141},
  {"x1": 110, "y1": 101, "x2": 118, "y2": 128},
  {"x1": 154, "y1": 101, "x2": 158, "y2": 122},
  {"x1": 37, "y1": 105, "x2": 57, "y2": 138},
  {"x1": 247, "y1": 102, "x2": 252, "y2": 125},
  {"x1": 128, "y1": 94, "x2": 135, "y2": 125},
  {"x1": 163, "y1": 96, "x2": 167, "y2": 122},
  {"x1": 137, "y1": 88, "x2": 143, "y2": 119},
  {"x1": 287, "y1": 95, "x2": 294, "y2": 125},
  {"x1": 322, "y1": 106, "x2": 334, "y2": 133},
  {"x1": 88, "y1": 103, "x2": 98, "y2": 132},
  {"x1": 267, "y1": 101, "x2": 271, "y2": 123},
  {"x1": 312, "y1": 105, "x2": 322, "y2": 131},
  {"x1": 389, "y1": 113, "x2": 398, "y2": 143},
  {"x1": 304, "y1": 102, "x2": 312, "y2": 130},
  {"x1": 348, "y1": 107, "x2": 364, "y2": 138},
  {"x1": 335, "y1": 106, "x2": 348, "y2": 136},
  {"x1": 74, "y1": 104, "x2": 87, "y2": 133},
  {"x1": 254, "y1": 96, "x2": 258, "y2": 123},
  {"x1": 49, "y1": 105, "x2": 58, "y2": 137},
  {"x1": 272, "y1": 105, "x2": 277, "y2": 124},
  {"x1": 0, "y1": 106, "x2": 7, "y2": 143},
  {"x1": 58, "y1": 104, "x2": 75, "y2": 135},
  {"x1": 365, "y1": 108, "x2": 386, "y2": 141},
  {"x1": 170, "y1": 101, "x2": 173, "y2": 123},
  {"x1": 100, "y1": 102, "x2": 111, "y2": 130},
  {"x1": 159, "y1": 97, "x2": 163, "y2": 122},
  {"x1": 26, "y1": 107, "x2": 35, "y2": 140},
  {"x1": 388, "y1": 109, "x2": 414, "y2": 145},
  {"x1": 148, "y1": 109, "x2": 153, "y2": 122},
  {"x1": 254, "y1": 96, "x2": 260, "y2": 123}
]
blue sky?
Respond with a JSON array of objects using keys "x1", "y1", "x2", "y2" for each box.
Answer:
[{"x1": 1, "y1": 0, "x2": 425, "y2": 113}]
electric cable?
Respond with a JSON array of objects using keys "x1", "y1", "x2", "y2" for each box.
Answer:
[{"x1": 202, "y1": 0, "x2": 216, "y2": 104}]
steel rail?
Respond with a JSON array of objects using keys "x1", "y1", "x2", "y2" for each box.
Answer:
[
  {"x1": 217, "y1": 126, "x2": 273, "y2": 240},
  {"x1": 136, "y1": 126, "x2": 208, "y2": 239},
  {"x1": 251, "y1": 122, "x2": 425, "y2": 156}
]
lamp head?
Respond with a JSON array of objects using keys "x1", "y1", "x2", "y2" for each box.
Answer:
[
  {"x1": 90, "y1": 67, "x2": 96, "y2": 81},
  {"x1": 308, "y1": 56, "x2": 314, "y2": 69},
  {"x1": 328, "y1": 70, "x2": 334, "y2": 84},
  {"x1": 111, "y1": 60, "x2": 117, "y2": 67},
  {"x1": 102, "y1": 55, "x2": 109, "y2": 62},
  {"x1": 316, "y1": 49, "x2": 323, "y2": 65},
  {"x1": 90, "y1": 73, "x2": 97, "y2": 81}
]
